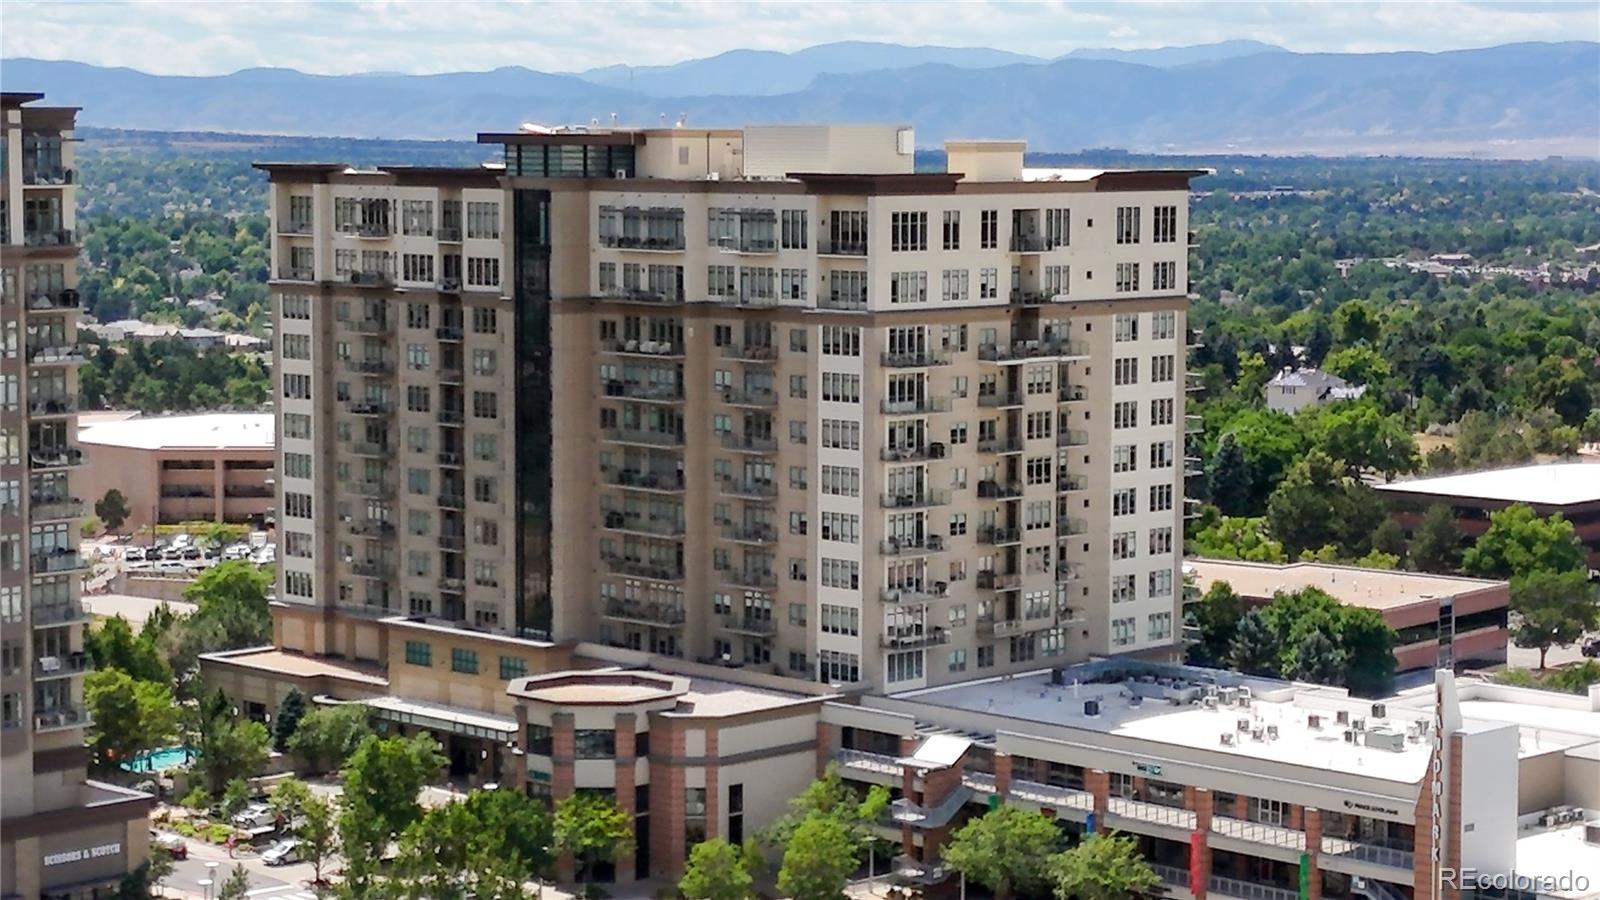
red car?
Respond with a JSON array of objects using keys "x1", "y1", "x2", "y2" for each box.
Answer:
[{"x1": 152, "y1": 831, "x2": 188, "y2": 860}]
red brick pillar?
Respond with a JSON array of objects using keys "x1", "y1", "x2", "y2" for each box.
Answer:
[
  {"x1": 815, "y1": 721, "x2": 834, "y2": 778},
  {"x1": 650, "y1": 724, "x2": 688, "y2": 882},
  {"x1": 512, "y1": 706, "x2": 529, "y2": 795},
  {"x1": 704, "y1": 728, "x2": 720, "y2": 840},
  {"x1": 1087, "y1": 769, "x2": 1110, "y2": 819},
  {"x1": 613, "y1": 714, "x2": 637, "y2": 884},
  {"x1": 551, "y1": 712, "x2": 576, "y2": 881},
  {"x1": 994, "y1": 752, "x2": 1012, "y2": 798},
  {"x1": 1289, "y1": 805, "x2": 1304, "y2": 831},
  {"x1": 1305, "y1": 808, "x2": 1323, "y2": 900},
  {"x1": 1233, "y1": 794, "x2": 1249, "y2": 820},
  {"x1": 1445, "y1": 735, "x2": 1464, "y2": 900},
  {"x1": 1191, "y1": 788, "x2": 1213, "y2": 900},
  {"x1": 1033, "y1": 757, "x2": 1050, "y2": 784}
]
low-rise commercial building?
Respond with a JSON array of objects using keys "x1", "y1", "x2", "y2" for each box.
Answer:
[
  {"x1": 1376, "y1": 463, "x2": 1600, "y2": 570},
  {"x1": 1186, "y1": 559, "x2": 1510, "y2": 672},
  {"x1": 76, "y1": 413, "x2": 275, "y2": 533}
]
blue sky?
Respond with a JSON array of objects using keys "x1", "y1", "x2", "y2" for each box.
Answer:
[{"x1": 3, "y1": 0, "x2": 1595, "y2": 76}]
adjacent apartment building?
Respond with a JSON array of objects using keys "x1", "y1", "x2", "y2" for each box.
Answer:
[
  {"x1": 1, "y1": 91, "x2": 153, "y2": 900},
  {"x1": 260, "y1": 123, "x2": 1201, "y2": 692}
]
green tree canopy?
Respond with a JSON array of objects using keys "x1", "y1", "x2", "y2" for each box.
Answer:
[
  {"x1": 287, "y1": 703, "x2": 373, "y2": 773},
  {"x1": 270, "y1": 688, "x2": 305, "y2": 753},
  {"x1": 84, "y1": 668, "x2": 180, "y2": 768},
  {"x1": 95, "y1": 488, "x2": 131, "y2": 533},
  {"x1": 777, "y1": 813, "x2": 858, "y2": 900},
  {"x1": 1048, "y1": 833, "x2": 1161, "y2": 900},
  {"x1": 1186, "y1": 581, "x2": 1242, "y2": 667},
  {"x1": 338, "y1": 732, "x2": 446, "y2": 894},
  {"x1": 553, "y1": 791, "x2": 635, "y2": 887},
  {"x1": 1410, "y1": 504, "x2": 1464, "y2": 573},
  {"x1": 192, "y1": 711, "x2": 270, "y2": 794},
  {"x1": 1509, "y1": 569, "x2": 1600, "y2": 669},
  {"x1": 941, "y1": 805, "x2": 1061, "y2": 900},
  {"x1": 679, "y1": 837, "x2": 761, "y2": 900},
  {"x1": 1463, "y1": 504, "x2": 1587, "y2": 578},
  {"x1": 1265, "y1": 450, "x2": 1385, "y2": 557}
]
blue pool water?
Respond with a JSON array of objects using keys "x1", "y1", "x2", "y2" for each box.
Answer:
[{"x1": 121, "y1": 746, "x2": 193, "y2": 773}]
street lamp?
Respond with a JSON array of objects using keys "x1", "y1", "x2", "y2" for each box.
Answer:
[{"x1": 197, "y1": 878, "x2": 213, "y2": 900}]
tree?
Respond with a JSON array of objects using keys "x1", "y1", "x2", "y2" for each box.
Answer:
[
  {"x1": 338, "y1": 732, "x2": 445, "y2": 895},
  {"x1": 181, "y1": 560, "x2": 272, "y2": 650},
  {"x1": 1304, "y1": 402, "x2": 1418, "y2": 479},
  {"x1": 679, "y1": 837, "x2": 760, "y2": 900},
  {"x1": 193, "y1": 713, "x2": 270, "y2": 795},
  {"x1": 1286, "y1": 630, "x2": 1347, "y2": 685},
  {"x1": 1191, "y1": 515, "x2": 1288, "y2": 562},
  {"x1": 1463, "y1": 504, "x2": 1587, "y2": 578},
  {"x1": 84, "y1": 668, "x2": 180, "y2": 769},
  {"x1": 268, "y1": 778, "x2": 311, "y2": 824},
  {"x1": 1371, "y1": 519, "x2": 1409, "y2": 563},
  {"x1": 777, "y1": 813, "x2": 857, "y2": 900},
  {"x1": 1340, "y1": 607, "x2": 1398, "y2": 697},
  {"x1": 1208, "y1": 433, "x2": 1253, "y2": 516},
  {"x1": 287, "y1": 703, "x2": 373, "y2": 773},
  {"x1": 1186, "y1": 582, "x2": 1242, "y2": 667},
  {"x1": 1323, "y1": 344, "x2": 1391, "y2": 387},
  {"x1": 554, "y1": 792, "x2": 634, "y2": 888},
  {"x1": 1265, "y1": 450, "x2": 1385, "y2": 557},
  {"x1": 297, "y1": 795, "x2": 339, "y2": 886},
  {"x1": 941, "y1": 805, "x2": 1061, "y2": 900},
  {"x1": 1410, "y1": 504, "x2": 1463, "y2": 573},
  {"x1": 216, "y1": 863, "x2": 252, "y2": 900},
  {"x1": 1510, "y1": 570, "x2": 1600, "y2": 669},
  {"x1": 221, "y1": 778, "x2": 252, "y2": 818},
  {"x1": 765, "y1": 766, "x2": 890, "y2": 849},
  {"x1": 271, "y1": 688, "x2": 306, "y2": 753},
  {"x1": 393, "y1": 789, "x2": 555, "y2": 899},
  {"x1": 85, "y1": 614, "x2": 171, "y2": 684},
  {"x1": 1048, "y1": 833, "x2": 1160, "y2": 900},
  {"x1": 95, "y1": 488, "x2": 131, "y2": 534},
  {"x1": 1229, "y1": 609, "x2": 1280, "y2": 676}
]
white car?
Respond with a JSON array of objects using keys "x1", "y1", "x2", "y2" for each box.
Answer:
[
  {"x1": 261, "y1": 839, "x2": 301, "y2": 866},
  {"x1": 231, "y1": 803, "x2": 275, "y2": 829}
]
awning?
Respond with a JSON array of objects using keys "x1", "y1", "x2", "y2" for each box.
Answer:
[
  {"x1": 362, "y1": 696, "x2": 518, "y2": 741},
  {"x1": 896, "y1": 733, "x2": 972, "y2": 770}
]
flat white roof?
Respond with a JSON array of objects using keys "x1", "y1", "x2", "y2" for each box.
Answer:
[
  {"x1": 1374, "y1": 462, "x2": 1600, "y2": 506},
  {"x1": 1516, "y1": 823, "x2": 1600, "y2": 900},
  {"x1": 78, "y1": 413, "x2": 274, "y2": 451},
  {"x1": 1188, "y1": 558, "x2": 1504, "y2": 611}
]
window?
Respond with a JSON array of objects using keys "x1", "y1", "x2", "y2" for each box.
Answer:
[
  {"x1": 789, "y1": 328, "x2": 808, "y2": 352},
  {"x1": 1114, "y1": 401, "x2": 1138, "y2": 429},
  {"x1": 1149, "y1": 527, "x2": 1173, "y2": 555},
  {"x1": 1115, "y1": 262, "x2": 1140, "y2": 292},
  {"x1": 781, "y1": 267, "x2": 808, "y2": 299},
  {"x1": 1112, "y1": 617, "x2": 1136, "y2": 646},
  {"x1": 472, "y1": 391, "x2": 498, "y2": 419},
  {"x1": 1152, "y1": 260, "x2": 1178, "y2": 292},
  {"x1": 1113, "y1": 444, "x2": 1137, "y2": 473},
  {"x1": 466, "y1": 201, "x2": 500, "y2": 239},
  {"x1": 467, "y1": 257, "x2": 500, "y2": 287},
  {"x1": 820, "y1": 325, "x2": 860, "y2": 356},
  {"x1": 1116, "y1": 206, "x2": 1141, "y2": 244},
  {"x1": 1114, "y1": 313, "x2": 1139, "y2": 342},
  {"x1": 820, "y1": 419, "x2": 860, "y2": 450},
  {"x1": 889, "y1": 270, "x2": 928, "y2": 304},
  {"x1": 979, "y1": 267, "x2": 998, "y2": 299},
  {"x1": 890, "y1": 212, "x2": 928, "y2": 252},
  {"x1": 1152, "y1": 355, "x2": 1175, "y2": 382},
  {"x1": 404, "y1": 641, "x2": 432, "y2": 667},
  {"x1": 500, "y1": 656, "x2": 528, "y2": 680},
  {"x1": 1043, "y1": 264, "x2": 1069, "y2": 296},
  {"x1": 819, "y1": 559, "x2": 860, "y2": 590},
  {"x1": 1152, "y1": 311, "x2": 1176, "y2": 340},
  {"x1": 941, "y1": 268, "x2": 969, "y2": 302},
  {"x1": 1149, "y1": 569, "x2": 1174, "y2": 598},
  {"x1": 1150, "y1": 484, "x2": 1174, "y2": 512},
  {"x1": 472, "y1": 307, "x2": 497, "y2": 334},
  {"x1": 451, "y1": 648, "x2": 479, "y2": 675},
  {"x1": 781, "y1": 210, "x2": 808, "y2": 249},
  {"x1": 1044, "y1": 208, "x2": 1070, "y2": 247},
  {"x1": 819, "y1": 650, "x2": 860, "y2": 683},
  {"x1": 525, "y1": 724, "x2": 552, "y2": 755},
  {"x1": 820, "y1": 604, "x2": 860, "y2": 636},
  {"x1": 886, "y1": 651, "x2": 923, "y2": 683},
  {"x1": 472, "y1": 349, "x2": 497, "y2": 376},
  {"x1": 1113, "y1": 358, "x2": 1138, "y2": 386},
  {"x1": 1150, "y1": 441, "x2": 1174, "y2": 469},
  {"x1": 980, "y1": 210, "x2": 998, "y2": 249},
  {"x1": 821, "y1": 465, "x2": 860, "y2": 497},
  {"x1": 1025, "y1": 456, "x2": 1052, "y2": 485},
  {"x1": 402, "y1": 253, "x2": 435, "y2": 283},
  {"x1": 821, "y1": 373, "x2": 860, "y2": 403},
  {"x1": 575, "y1": 729, "x2": 616, "y2": 759},
  {"x1": 283, "y1": 413, "x2": 311, "y2": 439},
  {"x1": 1149, "y1": 612, "x2": 1173, "y2": 640},
  {"x1": 283, "y1": 452, "x2": 312, "y2": 479},
  {"x1": 1113, "y1": 531, "x2": 1137, "y2": 560},
  {"x1": 1113, "y1": 488, "x2": 1137, "y2": 516},
  {"x1": 942, "y1": 211, "x2": 960, "y2": 250},
  {"x1": 1153, "y1": 205, "x2": 1178, "y2": 243}
]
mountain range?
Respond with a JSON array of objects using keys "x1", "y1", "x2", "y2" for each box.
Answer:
[{"x1": 4, "y1": 40, "x2": 1596, "y2": 157}]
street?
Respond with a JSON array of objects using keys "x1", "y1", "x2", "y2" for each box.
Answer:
[{"x1": 158, "y1": 836, "x2": 324, "y2": 899}]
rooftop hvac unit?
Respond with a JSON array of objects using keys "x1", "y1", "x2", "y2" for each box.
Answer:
[
  {"x1": 1084, "y1": 700, "x2": 1101, "y2": 717},
  {"x1": 1363, "y1": 728, "x2": 1406, "y2": 753},
  {"x1": 1266, "y1": 725, "x2": 1279, "y2": 740},
  {"x1": 1051, "y1": 668, "x2": 1068, "y2": 686},
  {"x1": 1220, "y1": 733, "x2": 1235, "y2": 746},
  {"x1": 1371, "y1": 702, "x2": 1388, "y2": 719},
  {"x1": 1343, "y1": 730, "x2": 1358, "y2": 744},
  {"x1": 1585, "y1": 820, "x2": 1600, "y2": 846},
  {"x1": 1238, "y1": 686, "x2": 1253, "y2": 701},
  {"x1": 1307, "y1": 714, "x2": 1323, "y2": 730},
  {"x1": 1129, "y1": 695, "x2": 1144, "y2": 708},
  {"x1": 1220, "y1": 687, "x2": 1238, "y2": 705},
  {"x1": 1203, "y1": 696, "x2": 1218, "y2": 710},
  {"x1": 1336, "y1": 710, "x2": 1350, "y2": 725},
  {"x1": 1352, "y1": 717, "x2": 1367, "y2": 732},
  {"x1": 1236, "y1": 717, "x2": 1251, "y2": 732},
  {"x1": 1238, "y1": 696, "x2": 1252, "y2": 709},
  {"x1": 1250, "y1": 728, "x2": 1264, "y2": 742}
]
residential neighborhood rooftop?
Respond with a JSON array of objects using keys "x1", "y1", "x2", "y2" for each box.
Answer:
[{"x1": 1374, "y1": 461, "x2": 1600, "y2": 507}]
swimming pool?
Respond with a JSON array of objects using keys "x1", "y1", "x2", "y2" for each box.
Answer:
[{"x1": 121, "y1": 746, "x2": 193, "y2": 773}]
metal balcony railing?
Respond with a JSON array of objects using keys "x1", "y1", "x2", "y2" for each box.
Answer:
[
  {"x1": 721, "y1": 614, "x2": 777, "y2": 636},
  {"x1": 891, "y1": 786, "x2": 973, "y2": 828},
  {"x1": 977, "y1": 391, "x2": 1025, "y2": 408},
  {"x1": 1056, "y1": 429, "x2": 1089, "y2": 447},
  {"x1": 27, "y1": 397, "x2": 75, "y2": 416},
  {"x1": 26, "y1": 345, "x2": 86, "y2": 365},
  {"x1": 604, "y1": 380, "x2": 685, "y2": 403},
  {"x1": 977, "y1": 479, "x2": 1024, "y2": 499},
  {"x1": 23, "y1": 228, "x2": 77, "y2": 247},
  {"x1": 1009, "y1": 779, "x2": 1094, "y2": 812},
  {"x1": 978, "y1": 338, "x2": 1088, "y2": 362},
  {"x1": 603, "y1": 598, "x2": 687, "y2": 627},
  {"x1": 29, "y1": 496, "x2": 83, "y2": 521},
  {"x1": 975, "y1": 569, "x2": 1022, "y2": 590},
  {"x1": 1210, "y1": 815, "x2": 1307, "y2": 851},
  {"x1": 601, "y1": 467, "x2": 685, "y2": 492},
  {"x1": 879, "y1": 534, "x2": 944, "y2": 555},
  {"x1": 1108, "y1": 797, "x2": 1197, "y2": 830},
  {"x1": 819, "y1": 292, "x2": 867, "y2": 311},
  {"x1": 599, "y1": 338, "x2": 684, "y2": 358},
  {"x1": 30, "y1": 549, "x2": 85, "y2": 573},
  {"x1": 600, "y1": 510, "x2": 685, "y2": 537},
  {"x1": 35, "y1": 705, "x2": 91, "y2": 732},
  {"x1": 721, "y1": 343, "x2": 779, "y2": 363},
  {"x1": 1059, "y1": 385, "x2": 1088, "y2": 402},
  {"x1": 722, "y1": 387, "x2": 779, "y2": 408},
  {"x1": 720, "y1": 568, "x2": 777, "y2": 590},
  {"x1": 880, "y1": 490, "x2": 951, "y2": 509},
  {"x1": 881, "y1": 349, "x2": 951, "y2": 368},
  {"x1": 1320, "y1": 835, "x2": 1415, "y2": 870},
  {"x1": 1208, "y1": 874, "x2": 1299, "y2": 900},
  {"x1": 722, "y1": 523, "x2": 777, "y2": 544},
  {"x1": 23, "y1": 166, "x2": 75, "y2": 185},
  {"x1": 27, "y1": 288, "x2": 79, "y2": 311},
  {"x1": 277, "y1": 266, "x2": 315, "y2": 281},
  {"x1": 881, "y1": 396, "x2": 949, "y2": 415},
  {"x1": 601, "y1": 554, "x2": 684, "y2": 582},
  {"x1": 880, "y1": 625, "x2": 949, "y2": 650},
  {"x1": 346, "y1": 318, "x2": 391, "y2": 336},
  {"x1": 605, "y1": 427, "x2": 684, "y2": 448},
  {"x1": 880, "y1": 582, "x2": 950, "y2": 604},
  {"x1": 977, "y1": 436, "x2": 1025, "y2": 454},
  {"x1": 31, "y1": 602, "x2": 91, "y2": 629},
  {"x1": 34, "y1": 652, "x2": 93, "y2": 678},
  {"x1": 719, "y1": 477, "x2": 778, "y2": 499},
  {"x1": 817, "y1": 238, "x2": 868, "y2": 256},
  {"x1": 832, "y1": 748, "x2": 902, "y2": 779},
  {"x1": 976, "y1": 525, "x2": 1022, "y2": 545},
  {"x1": 720, "y1": 433, "x2": 776, "y2": 453}
]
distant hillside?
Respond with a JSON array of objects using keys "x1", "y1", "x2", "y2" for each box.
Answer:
[
  {"x1": 6, "y1": 41, "x2": 1597, "y2": 157},
  {"x1": 1063, "y1": 39, "x2": 1287, "y2": 67}
]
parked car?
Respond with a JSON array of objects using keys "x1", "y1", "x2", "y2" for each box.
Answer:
[
  {"x1": 124, "y1": 547, "x2": 145, "y2": 562},
  {"x1": 261, "y1": 839, "x2": 301, "y2": 866},
  {"x1": 181, "y1": 546, "x2": 202, "y2": 560},
  {"x1": 1583, "y1": 636, "x2": 1600, "y2": 658},
  {"x1": 151, "y1": 831, "x2": 188, "y2": 860},
  {"x1": 231, "y1": 803, "x2": 276, "y2": 829}
]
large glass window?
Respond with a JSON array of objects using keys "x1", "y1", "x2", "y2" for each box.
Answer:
[
  {"x1": 574, "y1": 729, "x2": 616, "y2": 759},
  {"x1": 450, "y1": 647, "x2": 479, "y2": 674}
]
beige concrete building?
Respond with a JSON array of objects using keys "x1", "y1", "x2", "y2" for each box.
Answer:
[
  {"x1": 76, "y1": 412, "x2": 275, "y2": 534},
  {"x1": 1, "y1": 91, "x2": 152, "y2": 900},
  {"x1": 260, "y1": 123, "x2": 1203, "y2": 693}
]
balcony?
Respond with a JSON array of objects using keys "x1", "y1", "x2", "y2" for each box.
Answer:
[
  {"x1": 1208, "y1": 875, "x2": 1299, "y2": 900},
  {"x1": 832, "y1": 748, "x2": 903, "y2": 780},
  {"x1": 35, "y1": 705, "x2": 91, "y2": 733},
  {"x1": 881, "y1": 442, "x2": 943, "y2": 462},
  {"x1": 1187, "y1": 372, "x2": 1205, "y2": 393},
  {"x1": 435, "y1": 326, "x2": 464, "y2": 342},
  {"x1": 344, "y1": 358, "x2": 392, "y2": 376},
  {"x1": 880, "y1": 534, "x2": 944, "y2": 556},
  {"x1": 29, "y1": 496, "x2": 83, "y2": 521},
  {"x1": 27, "y1": 397, "x2": 75, "y2": 418},
  {"x1": 977, "y1": 480, "x2": 1023, "y2": 500},
  {"x1": 439, "y1": 533, "x2": 465, "y2": 552},
  {"x1": 438, "y1": 576, "x2": 466, "y2": 592},
  {"x1": 1320, "y1": 835, "x2": 1415, "y2": 871},
  {"x1": 34, "y1": 652, "x2": 93, "y2": 679},
  {"x1": 348, "y1": 399, "x2": 393, "y2": 416},
  {"x1": 347, "y1": 319, "x2": 392, "y2": 338},
  {"x1": 719, "y1": 477, "x2": 778, "y2": 500},
  {"x1": 600, "y1": 338, "x2": 685, "y2": 358},
  {"x1": 1149, "y1": 864, "x2": 1191, "y2": 889},
  {"x1": 1010, "y1": 779, "x2": 1095, "y2": 813},
  {"x1": 27, "y1": 445, "x2": 82, "y2": 470},
  {"x1": 23, "y1": 228, "x2": 77, "y2": 247},
  {"x1": 819, "y1": 293, "x2": 867, "y2": 312},
  {"x1": 881, "y1": 349, "x2": 951, "y2": 368},
  {"x1": 1107, "y1": 796, "x2": 1197, "y2": 832},
  {"x1": 438, "y1": 368, "x2": 464, "y2": 384},
  {"x1": 604, "y1": 380, "x2": 685, "y2": 404},
  {"x1": 436, "y1": 277, "x2": 463, "y2": 294},
  {"x1": 30, "y1": 548, "x2": 85, "y2": 574},
  {"x1": 350, "y1": 440, "x2": 390, "y2": 457},
  {"x1": 880, "y1": 579, "x2": 948, "y2": 603},
  {"x1": 599, "y1": 234, "x2": 687, "y2": 252},
  {"x1": 891, "y1": 786, "x2": 973, "y2": 828},
  {"x1": 349, "y1": 480, "x2": 394, "y2": 499},
  {"x1": 31, "y1": 601, "x2": 89, "y2": 627},
  {"x1": 977, "y1": 338, "x2": 1089, "y2": 364},
  {"x1": 602, "y1": 509, "x2": 685, "y2": 538},
  {"x1": 721, "y1": 343, "x2": 780, "y2": 364},
  {"x1": 436, "y1": 493, "x2": 466, "y2": 510},
  {"x1": 347, "y1": 270, "x2": 396, "y2": 288},
  {"x1": 597, "y1": 287, "x2": 684, "y2": 306},
  {"x1": 1056, "y1": 429, "x2": 1089, "y2": 448},
  {"x1": 350, "y1": 222, "x2": 393, "y2": 238},
  {"x1": 977, "y1": 391, "x2": 1024, "y2": 409},
  {"x1": 347, "y1": 519, "x2": 394, "y2": 538},
  {"x1": 600, "y1": 467, "x2": 685, "y2": 493},
  {"x1": 881, "y1": 396, "x2": 949, "y2": 416},
  {"x1": 880, "y1": 625, "x2": 949, "y2": 650},
  {"x1": 277, "y1": 266, "x2": 315, "y2": 282},
  {"x1": 720, "y1": 433, "x2": 776, "y2": 454},
  {"x1": 880, "y1": 490, "x2": 951, "y2": 510},
  {"x1": 351, "y1": 560, "x2": 395, "y2": 579},
  {"x1": 722, "y1": 387, "x2": 779, "y2": 408},
  {"x1": 606, "y1": 427, "x2": 685, "y2": 448},
  {"x1": 1010, "y1": 290, "x2": 1062, "y2": 306},
  {"x1": 720, "y1": 568, "x2": 778, "y2": 590},
  {"x1": 817, "y1": 238, "x2": 868, "y2": 256},
  {"x1": 721, "y1": 614, "x2": 778, "y2": 636},
  {"x1": 1058, "y1": 385, "x2": 1088, "y2": 403},
  {"x1": 278, "y1": 219, "x2": 313, "y2": 235},
  {"x1": 603, "y1": 598, "x2": 687, "y2": 627},
  {"x1": 1009, "y1": 234, "x2": 1051, "y2": 253},
  {"x1": 437, "y1": 409, "x2": 464, "y2": 425},
  {"x1": 1186, "y1": 414, "x2": 1203, "y2": 435},
  {"x1": 23, "y1": 166, "x2": 75, "y2": 186},
  {"x1": 26, "y1": 344, "x2": 86, "y2": 366},
  {"x1": 1057, "y1": 474, "x2": 1089, "y2": 493},
  {"x1": 1059, "y1": 517, "x2": 1088, "y2": 536},
  {"x1": 436, "y1": 451, "x2": 464, "y2": 468},
  {"x1": 722, "y1": 523, "x2": 777, "y2": 544},
  {"x1": 27, "y1": 288, "x2": 80, "y2": 312},
  {"x1": 977, "y1": 617, "x2": 1035, "y2": 638},
  {"x1": 602, "y1": 554, "x2": 685, "y2": 582},
  {"x1": 976, "y1": 525, "x2": 1022, "y2": 546},
  {"x1": 892, "y1": 855, "x2": 951, "y2": 887},
  {"x1": 975, "y1": 569, "x2": 1022, "y2": 591},
  {"x1": 976, "y1": 436, "x2": 1024, "y2": 455},
  {"x1": 438, "y1": 225, "x2": 463, "y2": 243}
]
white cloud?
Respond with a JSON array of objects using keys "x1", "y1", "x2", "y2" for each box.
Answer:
[{"x1": 1, "y1": 0, "x2": 1593, "y2": 75}]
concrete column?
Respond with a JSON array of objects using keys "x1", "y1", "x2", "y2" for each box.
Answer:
[{"x1": 1289, "y1": 804, "x2": 1304, "y2": 831}]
